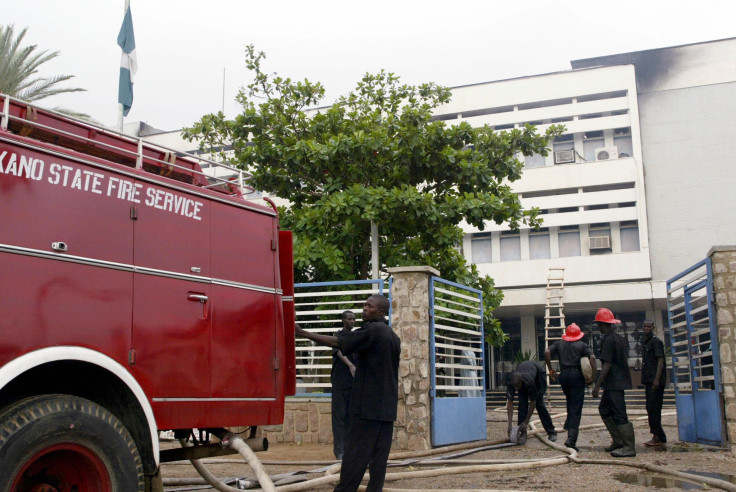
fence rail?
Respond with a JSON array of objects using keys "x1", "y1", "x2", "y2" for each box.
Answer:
[
  {"x1": 430, "y1": 278, "x2": 485, "y2": 397},
  {"x1": 666, "y1": 258, "x2": 717, "y2": 395},
  {"x1": 294, "y1": 279, "x2": 387, "y2": 395}
]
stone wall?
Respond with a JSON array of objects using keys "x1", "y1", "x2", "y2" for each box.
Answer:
[
  {"x1": 386, "y1": 266, "x2": 438, "y2": 451},
  {"x1": 710, "y1": 246, "x2": 736, "y2": 446},
  {"x1": 262, "y1": 398, "x2": 332, "y2": 445}
]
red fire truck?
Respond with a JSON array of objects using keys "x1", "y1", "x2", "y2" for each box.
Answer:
[{"x1": 0, "y1": 95, "x2": 296, "y2": 491}]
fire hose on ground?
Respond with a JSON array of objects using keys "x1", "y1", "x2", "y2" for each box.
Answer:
[
  {"x1": 178, "y1": 434, "x2": 276, "y2": 492},
  {"x1": 166, "y1": 410, "x2": 736, "y2": 492}
]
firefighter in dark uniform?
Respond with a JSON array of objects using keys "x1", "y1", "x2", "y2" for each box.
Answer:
[
  {"x1": 506, "y1": 360, "x2": 558, "y2": 442},
  {"x1": 642, "y1": 319, "x2": 667, "y2": 446},
  {"x1": 592, "y1": 308, "x2": 635, "y2": 457},
  {"x1": 331, "y1": 310, "x2": 358, "y2": 460},
  {"x1": 295, "y1": 294, "x2": 400, "y2": 492},
  {"x1": 545, "y1": 323, "x2": 596, "y2": 451}
]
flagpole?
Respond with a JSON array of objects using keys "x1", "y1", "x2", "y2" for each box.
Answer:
[
  {"x1": 117, "y1": 104, "x2": 124, "y2": 133},
  {"x1": 117, "y1": 0, "x2": 130, "y2": 133}
]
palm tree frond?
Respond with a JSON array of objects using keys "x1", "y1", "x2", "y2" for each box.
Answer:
[
  {"x1": 50, "y1": 107, "x2": 93, "y2": 121},
  {"x1": 0, "y1": 23, "x2": 86, "y2": 105}
]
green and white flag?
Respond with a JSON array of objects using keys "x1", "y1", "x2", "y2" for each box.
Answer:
[{"x1": 117, "y1": 1, "x2": 136, "y2": 117}]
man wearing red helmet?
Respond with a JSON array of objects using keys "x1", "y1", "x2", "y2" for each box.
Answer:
[
  {"x1": 591, "y1": 307, "x2": 635, "y2": 457},
  {"x1": 545, "y1": 323, "x2": 596, "y2": 451}
]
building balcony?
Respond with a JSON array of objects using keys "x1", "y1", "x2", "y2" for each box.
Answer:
[{"x1": 475, "y1": 249, "x2": 651, "y2": 289}]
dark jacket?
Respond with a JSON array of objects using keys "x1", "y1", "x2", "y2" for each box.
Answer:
[{"x1": 338, "y1": 317, "x2": 401, "y2": 421}]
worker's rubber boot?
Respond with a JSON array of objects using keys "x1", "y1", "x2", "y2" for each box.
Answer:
[
  {"x1": 564, "y1": 428, "x2": 579, "y2": 452},
  {"x1": 602, "y1": 417, "x2": 623, "y2": 452},
  {"x1": 610, "y1": 422, "x2": 636, "y2": 458}
]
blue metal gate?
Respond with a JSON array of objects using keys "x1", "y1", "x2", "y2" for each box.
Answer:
[
  {"x1": 666, "y1": 258, "x2": 726, "y2": 446},
  {"x1": 429, "y1": 277, "x2": 486, "y2": 446}
]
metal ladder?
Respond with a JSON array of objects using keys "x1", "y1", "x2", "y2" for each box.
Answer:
[{"x1": 544, "y1": 268, "x2": 566, "y2": 386}]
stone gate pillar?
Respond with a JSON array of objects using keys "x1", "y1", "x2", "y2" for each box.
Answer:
[
  {"x1": 710, "y1": 246, "x2": 736, "y2": 448},
  {"x1": 387, "y1": 265, "x2": 439, "y2": 451}
]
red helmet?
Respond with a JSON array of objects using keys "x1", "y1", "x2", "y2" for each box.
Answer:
[
  {"x1": 595, "y1": 308, "x2": 620, "y2": 324},
  {"x1": 562, "y1": 323, "x2": 584, "y2": 342}
]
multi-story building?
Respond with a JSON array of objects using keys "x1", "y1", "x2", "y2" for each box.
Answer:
[{"x1": 438, "y1": 38, "x2": 736, "y2": 386}]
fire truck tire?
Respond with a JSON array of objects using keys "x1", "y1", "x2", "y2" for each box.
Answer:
[{"x1": 0, "y1": 394, "x2": 145, "y2": 492}]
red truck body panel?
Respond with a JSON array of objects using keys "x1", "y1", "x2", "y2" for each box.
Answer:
[{"x1": 0, "y1": 97, "x2": 293, "y2": 431}]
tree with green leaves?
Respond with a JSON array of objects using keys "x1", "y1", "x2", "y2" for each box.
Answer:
[
  {"x1": 184, "y1": 45, "x2": 562, "y2": 345},
  {"x1": 0, "y1": 24, "x2": 87, "y2": 117}
]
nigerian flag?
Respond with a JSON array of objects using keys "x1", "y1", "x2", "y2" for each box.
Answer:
[{"x1": 117, "y1": 2, "x2": 137, "y2": 117}]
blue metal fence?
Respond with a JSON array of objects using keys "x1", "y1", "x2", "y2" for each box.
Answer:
[
  {"x1": 667, "y1": 258, "x2": 725, "y2": 446},
  {"x1": 293, "y1": 279, "x2": 388, "y2": 396},
  {"x1": 429, "y1": 277, "x2": 486, "y2": 446}
]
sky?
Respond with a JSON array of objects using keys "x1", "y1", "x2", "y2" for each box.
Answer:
[{"x1": 6, "y1": 0, "x2": 736, "y2": 131}]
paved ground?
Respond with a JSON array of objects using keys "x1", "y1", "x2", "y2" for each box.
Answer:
[{"x1": 161, "y1": 407, "x2": 736, "y2": 491}]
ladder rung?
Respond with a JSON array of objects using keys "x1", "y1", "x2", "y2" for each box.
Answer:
[{"x1": 546, "y1": 268, "x2": 564, "y2": 336}]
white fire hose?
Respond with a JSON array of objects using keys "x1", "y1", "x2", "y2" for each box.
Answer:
[
  {"x1": 178, "y1": 434, "x2": 275, "y2": 492},
  {"x1": 169, "y1": 410, "x2": 736, "y2": 492}
]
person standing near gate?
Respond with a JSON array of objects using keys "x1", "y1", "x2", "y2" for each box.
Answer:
[
  {"x1": 545, "y1": 323, "x2": 596, "y2": 451},
  {"x1": 592, "y1": 307, "x2": 635, "y2": 457},
  {"x1": 295, "y1": 295, "x2": 400, "y2": 492},
  {"x1": 642, "y1": 319, "x2": 667, "y2": 447},
  {"x1": 331, "y1": 310, "x2": 358, "y2": 460}
]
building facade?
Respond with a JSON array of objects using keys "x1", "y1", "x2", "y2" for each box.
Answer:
[{"x1": 441, "y1": 38, "x2": 736, "y2": 386}]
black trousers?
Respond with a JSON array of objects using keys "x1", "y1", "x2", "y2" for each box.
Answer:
[
  {"x1": 334, "y1": 416, "x2": 394, "y2": 492},
  {"x1": 599, "y1": 388, "x2": 629, "y2": 425},
  {"x1": 518, "y1": 390, "x2": 556, "y2": 436},
  {"x1": 332, "y1": 387, "x2": 352, "y2": 459},
  {"x1": 559, "y1": 368, "x2": 586, "y2": 431},
  {"x1": 645, "y1": 384, "x2": 666, "y2": 441}
]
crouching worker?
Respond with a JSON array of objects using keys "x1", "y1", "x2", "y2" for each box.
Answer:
[
  {"x1": 295, "y1": 294, "x2": 400, "y2": 492},
  {"x1": 506, "y1": 360, "x2": 557, "y2": 443}
]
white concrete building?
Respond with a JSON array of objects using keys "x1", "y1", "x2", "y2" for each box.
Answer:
[{"x1": 441, "y1": 38, "x2": 736, "y2": 386}]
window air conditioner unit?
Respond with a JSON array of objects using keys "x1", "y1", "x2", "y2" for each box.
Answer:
[
  {"x1": 554, "y1": 149, "x2": 575, "y2": 164},
  {"x1": 595, "y1": 146, "x2": 618, "y2": 161},
  {"x1": 589, "y1": 236, "x2": 611, "y2": 250}
]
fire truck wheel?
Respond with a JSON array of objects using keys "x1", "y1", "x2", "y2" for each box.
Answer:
[{"x1": 0, "y1": 394, "x2": 145, "y2": 492}]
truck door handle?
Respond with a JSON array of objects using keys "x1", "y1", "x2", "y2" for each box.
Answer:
[
  {"x1": 188, "y1": 293, "x2": 208, "y2": 303},
  {"x1": 51, "y1": 241, "x2": 68, "y2": 252}
]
